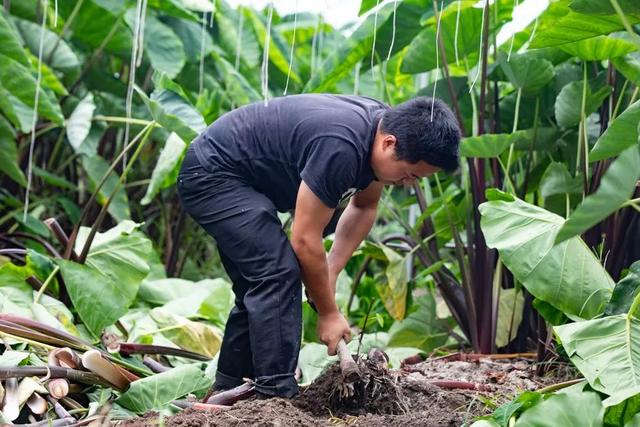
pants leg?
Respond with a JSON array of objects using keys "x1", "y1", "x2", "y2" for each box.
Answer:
[
  {"x1": 214, "y1": 250, "x2": 254, "y2": 390},
  {"x1": 177, "y1": 149, "x2": 302, "y2": 397}
]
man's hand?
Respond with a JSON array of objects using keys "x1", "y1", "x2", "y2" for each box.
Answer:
[{"x1": 317, "y1": 311, "x2": 351, "y2": 356}]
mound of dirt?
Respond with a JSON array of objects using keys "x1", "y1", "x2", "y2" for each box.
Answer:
[
  {"x1": 118, "y1": 355, "x2": 567, "y2": 427},
  {"x1": 293, "y1": 353, "x2": 409, "y2": 416}
]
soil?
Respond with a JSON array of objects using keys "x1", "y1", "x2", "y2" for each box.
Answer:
[{"x1": 117, "y1": 354, "x2": 567, "y2": 427}]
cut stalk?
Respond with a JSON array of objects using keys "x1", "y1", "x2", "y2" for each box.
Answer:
[
  {"x1": 0, "y1": 366, "x2": 110, "y2": 387},
  {"x1": 119, "y1": 342, "x2": 211, "y2": 361},
  {"x1": 81, "y1": 350, "x2": 131, "y2": 390}
]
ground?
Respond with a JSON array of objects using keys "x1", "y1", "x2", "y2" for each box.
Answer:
[{"x1": 119, "y1": 354, "x2": 569, "y2": 427}]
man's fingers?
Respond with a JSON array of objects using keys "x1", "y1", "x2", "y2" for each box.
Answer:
[{"x1": 327, "y1": 341, "x2": 338, "y2": 356}]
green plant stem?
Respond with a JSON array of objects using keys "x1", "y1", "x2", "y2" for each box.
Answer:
[
  {"x1": 33, "y1": 123, "x2": 60, "y2": 139},
  {"x1": 504, "y1": 87, "x2": 522, "y2": 193},
  {"x1": 610, "y1": 0, "x2": 640, "y2": 50},
  {"x1": 46, "y1": 127, "x2": 67, "y2": 171},
  {"x1": 93, "y1": 115, "x2": 155, "y2": 126},
  {"x1": 434, "y1": 173, "x2": 472, "y2": 310},
  {"x1": 64, "y1": 121, "x2": 155, "y2": 259},
  {"x1": 577, "y1": 62, "x2": 588, "y2": 195},
  {"x1": 536, "y1": 378, "x2": 585, "y2": 394},
  {"x1": 497, "y1": 157, "x2": 516, "y2": 194},
  {"x1": 33, "y1": 265, "x2": 60, "y2": 304},
  {"x1": 78, "y1": 124, "x2": 155, "y2": 261},
  {"x1": 610, "y1": 78, "x2": 629, "y2": 120},
  {"x1": 629, "y1": 86, "x2": 640, "y2": 105}
]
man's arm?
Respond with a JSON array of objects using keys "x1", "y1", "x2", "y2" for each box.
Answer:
[
  {"x1": 291, "y1": 181, "x2": 352, "y2": 355},
  {"x1": 327, "y1": 181, "x2": 384, "y2": 287}
]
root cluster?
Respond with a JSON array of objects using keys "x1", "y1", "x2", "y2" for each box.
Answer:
[{"x1": 295, "y1": 349, "x2": 409, "y2": 416}]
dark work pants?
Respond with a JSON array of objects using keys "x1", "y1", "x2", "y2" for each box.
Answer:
[{"x1": 176, "y1": 146, "x2": 302, "y2": 397}]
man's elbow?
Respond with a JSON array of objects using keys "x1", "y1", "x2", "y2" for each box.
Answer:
[{"x1": 291, "y1": 234, "x2": 317, "y2": 257}]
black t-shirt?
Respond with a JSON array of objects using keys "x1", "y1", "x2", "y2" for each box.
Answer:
[{"x1": 192, "y1": 94, "x2": 389, "y2": 212}]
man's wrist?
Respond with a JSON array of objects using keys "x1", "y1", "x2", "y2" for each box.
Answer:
[{"x1": 317, "y1": 303, "x2": 340, "y2": 316}]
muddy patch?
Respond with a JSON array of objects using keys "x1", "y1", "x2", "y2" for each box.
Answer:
[{"x1": 117, "y1": 356, "x2": 567, "y2": 427}]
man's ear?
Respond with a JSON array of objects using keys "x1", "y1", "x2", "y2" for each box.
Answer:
[{"x1": 382, "y1": 134, "x2": 396, "y2": 151}]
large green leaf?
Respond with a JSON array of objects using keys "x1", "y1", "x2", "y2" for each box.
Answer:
[
  {"x1": 377, "y1": 245, "x2": 408, "y2": 320},
  {"x1": 495, "y1": 288, "x2": 525, "y2": 348},
  {"x1": 612, "y1": 53, "x2": 640, "y2": 86},
  {"x1": 539, "y1": 162, "x2": 582, "y2": 199},
  {"x1": 0, "y1": 115, "x2": 26, "y2": 186},
  {"x1": 402, "y1": 2, "x2": 482, "y2": 74},
  {"x1": 197, "y1": 281, "x2": 235, "y2": 329},
  {"x1": 13, "y1": 17, "x2": 80, "y2": 72},
  {"x1": 165, "y1": 16, "x2": 213, "y2": 64},
  {"x1": 75, "y1": 221, "x2": 151, "y2": 287},
  {"x1": 555, "y1": 79, "x2": 612, "y2": 128},
  {"x1": 555, "y1": 143, "x2": 640, "y2": 243},
  {"x1": 66, "y1": 94, "x2": 96, "y2": 154},
  {"x1": 215, "y1": 3, "x2": 261, "y2": 70},
  {"x1": 590, "y1": 100, "x2": 640, "y2": 161},
  {"x1": 134, "y1": 14, "x2": 186, "y2": 79},
  {"x1": 60, "y1": 221, "x2": 151, "y2": 336},
  {"x1": 555, "y1": 304, "x2": 640, "y2": 406},
  {"x1": 141, "y1": 132, "x2": 186, "y2": 205},
  {"x1": 514, "y1": 391, "x2": 604, "y2": 426},
  {"x1": 479, "y1": 195, "x2": 614, "y2": 319},
  {"x1": 460, "y1": 131, "x2": 528, "y2": 158},
  {"x1": 304, "y1": 2, "x2": 394, "y2": 92},
  {"x1": 58, "y1": 260, "x2": 137, "y2": 337},
  {"x1": 31, "y1": 54, "x2": 68, "y2": 96},
  {"x1": 70, "y1": 1, "x2": 131, "y2": 55},
  {"x1": 136, "y1": 87, "x2": 205, "y2": 142},
  {"x1": 570, "y1": 0, "x2": 640, "y2": 15},
  {"x1": 605, "y1": 261, "x2": 640, "y2": 316},
  {"x1": 212, "y1": 53, "x2": 262, "y2": 105},
  {"x1": 488, "y1": 391, "x2": 542, "y2": 427},
  {"x1": 532, "y1": 12, "x2": 640, "y2": 48},
  {"x1": 146, "y1": 0, "x2": 199, "y2": 21},
  {"x1": 499, "y1": 54, "x2": 555, "y2": 92},
  {"x1": 0, "y1": 12, "x2": 29, "y2": 66},
  {"x1": 0, "y1": 53, "x2": 64, "y2": 125},
  {"x1": 149, "y1": 309, "x2": 222, "y2": 358},
  {"x1": 115, "y1": 364, "x2": 212, "y2": 414},
  {"x1": 387, "y1": 293, "x2": 452, "y2": 352},
  {"x1": 138, "y1": 277, "x2": 207, "y2": 306},
  {"x1": 559, "y1": 35, "x2": 637, "y2": 61},
  {"x1": 245, "y1": 7, "x2": 302, "y2": 86},
  {"x1": 0, "y1": 262, "x2": 34, "y2": 318},
  {"x1": 82, "y1": 155, "x2": 131, "y2": 222},
  {"x1": 0, "y1": 84, "x2": 34, "y2": 132}
]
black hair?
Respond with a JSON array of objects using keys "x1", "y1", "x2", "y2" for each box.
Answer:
[{"x1": 380, "y1": 97, "x2": 461, "y2": 172}]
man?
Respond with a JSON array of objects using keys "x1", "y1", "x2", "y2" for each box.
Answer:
[{"x1": 177, "y1": 94, "x2": 460, "y2": 398}]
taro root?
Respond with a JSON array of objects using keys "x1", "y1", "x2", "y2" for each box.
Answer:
[{"x1": 47, "y1": 378, "x2": 70, "y2": 399}]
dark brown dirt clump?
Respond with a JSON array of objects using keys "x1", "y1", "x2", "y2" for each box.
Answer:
[{"x1": 293, "y1": 355, "x2": 408, "y2": 417}]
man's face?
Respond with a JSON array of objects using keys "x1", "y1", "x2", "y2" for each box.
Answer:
[{"x1": 372, "y1": 135, "x2": 441, "y2": 186}]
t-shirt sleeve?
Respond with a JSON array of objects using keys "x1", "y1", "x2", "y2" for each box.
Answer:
[{"x1": 300, "y1": 139, "x2": 359, "y2": 208}]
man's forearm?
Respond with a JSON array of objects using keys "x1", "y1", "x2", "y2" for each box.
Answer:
[
  {"x1": 327, "y1": 202, "x2": 377, "y2": 275},
  {"x1": 291, "y1": 236, "x2": 338, "y2": 315}
]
